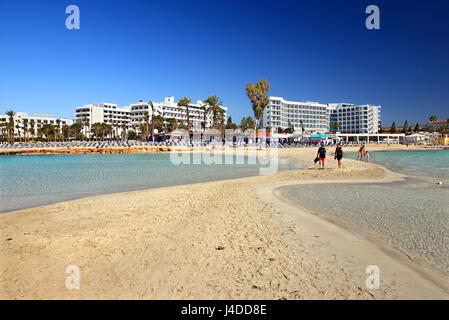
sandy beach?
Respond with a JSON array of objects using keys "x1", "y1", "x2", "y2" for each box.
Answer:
[{"x1": 1, "y1": 145, "x2": 448, "y2": 299}]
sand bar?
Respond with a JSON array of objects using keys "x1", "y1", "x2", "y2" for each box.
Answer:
[{"x1": 1, "y1": 145, "x2": 448, "y2": 299}]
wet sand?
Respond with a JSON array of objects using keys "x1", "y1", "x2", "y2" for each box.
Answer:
[{"x1": 1, "y1": 146, "x2": 448, "y2": 299}]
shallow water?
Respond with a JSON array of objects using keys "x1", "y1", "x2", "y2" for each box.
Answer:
[
  {"x1": 286, "y1": 149, "x2": 449, "y2": 276},
  {"x1": 285, "y1": 182, "x2": 449, "y2": 275},
  {"x1": 0, "y1": 153, "x2": 306, "y2": 213},
  {"x1": 346, "y1": 149, "x2": 449, "y2": 184}
]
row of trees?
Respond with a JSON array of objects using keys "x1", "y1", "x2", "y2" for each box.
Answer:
[{"x1": 383, "y1": 116, "x2": 449, "y2": 134}]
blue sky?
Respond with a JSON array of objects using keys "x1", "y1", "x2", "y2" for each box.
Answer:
[{"x1": 1, "y1": 0, "x2": 448, "y2": 126}]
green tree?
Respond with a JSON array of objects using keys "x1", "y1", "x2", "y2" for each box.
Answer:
[
  {"x1": 402, "y1": 120, "x2": 408, "y2": 133},
  {"x1": 429, "y1": 115, "x2": 438, "y2": 122},
  {"x1": 164, "y1": 118, "x2": 179, "y2": 133},
  {"x1": 40, "y1": 124, "x2": 55, "y2": 141},
  {"x1": 29, "y1": 119, "x2": 35, "y2": 142},
  {"x1": 177, "y1": 97, "x2": 192, "y2": 135},
  {"x1": 391, "y1": 121, "x2": 397, "y2": 133},
  {"x1": 240, "y1": 116, "x2": 256, "y2": 131},
  {"x1": 330, "y1": 121, "x2": 341, "y2": 133},
  {"x1": 225, "y1": 116, "x2": 238, "y2": 130},
  {"x1": 204, "y1": 95, "x2": 224, "y2": 127},
  {"x1": 82, "y1": 117, "x2": 89, "y2": 141},
  {"x1": 143, "y1": 111, "x2": 150, "y2": 141},
  {"x1": 245, "y1": 79, "x2": 270, "y2": 129},
  {"x1": 199, "y1": 103, "x2": 210, "y2": 130},
  {"x1": 22, "y1": 118, "x2": 29, "y2": 142},
  {"x1": 299, "y1": 119, "x2": 305, "y2": 134},
  {"x1": 414, "y1": 123, "x2": 420, "y2": 132},
  {"x1": 6, "y1": 110, "x2": 15, "y2": 144}
]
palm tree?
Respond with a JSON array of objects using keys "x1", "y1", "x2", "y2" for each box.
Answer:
[
  {"x1": 299, "y1": 119, "x2": 305, "y2": 134},
  {"x1": 177, "y1": 97, "x2": 192, "y2": 138},
  {"x1": 29, "y1": 119, "x2": 35, "y2": 142},
  {"x1": 429, "y1": 115, "x2": 438, "y2": 122},
  {"x1": 245, "y1": 79, "x2": 271, "y2": 137},
  {"x1": 216, "y1": 108, "x2": 226, "y2": 140},
  {"x1": 148, "y1": 101, "x2": 155, "y2": 141},
  {"x1": 56, "y1": 119, "x2": 61, "y2": 142},
  {"x1": 15, "y1": 122, "x2": 21, "y2": 143},
  {"x1": 40, "y1": 124, "x2": 54, "y2": 141},
  {"x1": 22, "y1": 118, "x2": 29, "y2": 142},
  {"x1": 199, "y1": 104, "x2": 210, "y2": 131},
  {"x1": 6, "y1": 110, "x2": 15, "y2": 144},
  {"x1": 143, "y1": 111, "x2": 150, "y2": 141},
  {"x1": 330, "y1": 121, "x2": 341, "y2": 133},
  {"x1": 204, "y1": 95, "x2": 224, "y2": 127},
  {"x1": 121, "y1": 115, "x2": 128, "y2": 140}
]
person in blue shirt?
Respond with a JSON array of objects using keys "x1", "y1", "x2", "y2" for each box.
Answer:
[{"x1": 317, "y1": 143, "x2": 326, "y2": 169}]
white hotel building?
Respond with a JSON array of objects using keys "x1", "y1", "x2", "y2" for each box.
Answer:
[
  {"x1": 264, "y1": 97, "x2": 381, "y2": 134},
  {"x1": 328, "y1": 103, "x2": 381, "y2": 134},
  {"x1": 129, "y1": 96, "x2": 227, "y2": 131},
  {"x1": 74, "y1": 103, "x2": 131, "y2": 136},
  {"x1": 264, "y1": 97, "x2": 330, "y2": 132},
  {"x1": 75, "y1": 97, "x2": 227, "y2": 135},
  {"x1": 0, "y1": 112, "x2": 73, "y2": 137}
]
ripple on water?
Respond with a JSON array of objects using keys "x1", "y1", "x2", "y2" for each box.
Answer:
[{"x1": 285, "y1": 181, "x2": 449, "y2": 276}]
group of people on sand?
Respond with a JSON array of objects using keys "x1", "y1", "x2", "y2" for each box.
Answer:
[
  {"x1": 316, "y1": 142, "x2": 344, "y2": 169},
  {"x1": 315, "y1": 142, "x2": 370, "y2": 169}
]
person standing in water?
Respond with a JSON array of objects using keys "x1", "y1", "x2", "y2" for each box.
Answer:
[
  {"x1": 358, "y1": 144, "x2": 365, "y2": 160},
  {"x1": 365, "y1": 150, "x2": 370, "y2": 162},
  {"x1": 335, "y1": 143, "x2": 343, "y2": 168},
  {"x1": 317, "y1": 143, "x2": 326, "y2": 169}
]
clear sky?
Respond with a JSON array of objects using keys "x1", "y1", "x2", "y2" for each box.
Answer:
[{"x1": 1, "y1": 0, "x2": 448, "y2": 126}]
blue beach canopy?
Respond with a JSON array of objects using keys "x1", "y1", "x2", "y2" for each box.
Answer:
[{"x1": 309, "y1": 133, "x2": 328, "y2": 138}]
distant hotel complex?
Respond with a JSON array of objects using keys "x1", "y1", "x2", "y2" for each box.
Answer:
[
  {"x1": 74, "y1": 96, "x2": 227, "y2": 136},
  {"x1": 2, "y1": 95, "x2": 382, "y2": 138},
  {"x1": 0, "y1": 112, "x2": 73, "y2": 137},
  {"x1": 264, "y1": 97, "x2": 381, "y2": 134}
]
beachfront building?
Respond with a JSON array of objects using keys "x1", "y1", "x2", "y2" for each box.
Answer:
[
  {"x1": 328, "y1": 103, "x2": 381, "y2": 134},
  {"x1": 0, "y1": 112, "x2": 73, "y2": 139},
  {"x1": 264, "y1": 97, "x2": 329, "y2": 133},
  {"x1": 74, "y1": 103, "x2": 131, "y2": 137},
  {"x1": 129, "y1": 96, "x2": 227, "y2": 133},
  {"x1": 263, "y1": 97, "x2": 381, "y2": 134}
]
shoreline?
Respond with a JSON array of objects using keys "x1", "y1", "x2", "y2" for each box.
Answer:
[
  {"x1": 1, "y1": 146, "x2": 448, "y2": 299},
  {"x1": 0, "y1": 143, "x2": 447, "y2": 156},
  {"x1": 265, "y1": 175, "x2": 449, "y2": 295}
]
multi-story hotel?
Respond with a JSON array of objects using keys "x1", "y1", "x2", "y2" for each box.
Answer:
[
  {"x1": 264, "y1": 97, "x2": 330, "y2": 132},
  {"x1": 264, "y1": 97, "x2": 381, "y2": 134},
  {"x1": 129, "y1": 96, "x2": 227, "y2": 132},
  {"x1": 76, "y1": 97, "x2": 228, "y2": 135},
  {"x1": 0, "y1": 112, "x2": 73, "y2": 137},
  {"x1": 328, "y1": 103, "x2": 381, "y2": 134},
  {"x1": 74, "y1": 103, "x2": 131, "y2": 136}
]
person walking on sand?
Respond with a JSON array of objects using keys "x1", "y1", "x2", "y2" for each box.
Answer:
[
  {"x1": 334, "y1": 142, "x2": 343, "y2": 168},
  {"x1": 317, "y1": 143, "x2": 326, "y2": 169},
  {"x1": 358, "y1": 144, "x2": 365, "y2": 160}
]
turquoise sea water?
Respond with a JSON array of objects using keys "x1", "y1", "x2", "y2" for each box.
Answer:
[
  {"x1": 346, "y1": 149, "x2": 449, "y2": 184},
  {"x1": 0, "y1": 153, "x2": 305, "y2": 213},
  {"x1": 286, "y1": 150, "x2": 449, "y2": 275}
]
